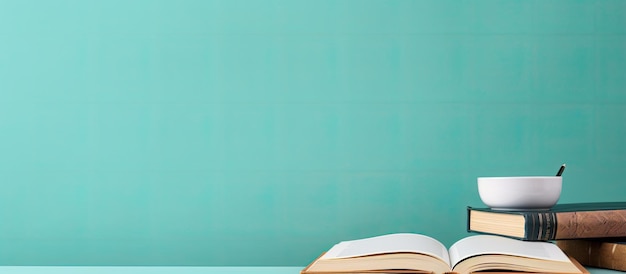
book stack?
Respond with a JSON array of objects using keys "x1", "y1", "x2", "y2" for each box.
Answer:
[
  {"x1": 467, "y1": 202, "x2": 626, "y2": 272},
  {"x1": 301, "y1": 202, "x2": 626, "y2": 274}
]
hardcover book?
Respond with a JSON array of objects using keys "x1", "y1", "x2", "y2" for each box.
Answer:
[
  {"x1": 467, "y1": 202, "x2": 626, "y2": 241},
  {"x1": 300, "y1": 233, "x2": 587, "y2": 274},
  {"x1": 557, "y1": 238, "x2": 626, "y2": 272}
]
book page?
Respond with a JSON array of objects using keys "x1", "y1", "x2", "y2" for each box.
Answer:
[
  {"x1": 321, "y1": 233, "x2": 450, "y2": 266},
  {"x1": 448, "y1": 235, "x2": 571, "y2": 268}
]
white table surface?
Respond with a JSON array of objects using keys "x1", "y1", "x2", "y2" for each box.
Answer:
[{"x1": 0, "y1": 266, "x2": 621, "y2": 274}]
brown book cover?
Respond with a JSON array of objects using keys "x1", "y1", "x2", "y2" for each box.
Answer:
[
  {"x1": 467, "y1": 202, "x2": 626, "y2": 240},
  {"x1": 557, "y1": 238, "x2": 626, "y2": 272}
]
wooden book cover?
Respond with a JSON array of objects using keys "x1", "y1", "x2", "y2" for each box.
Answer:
[
  {"x1": 467, "y1": 202, "x2": 626, "y2": 241},
  {"x1": 557, "y1": 238, "x2": 626, "y2": 272}
]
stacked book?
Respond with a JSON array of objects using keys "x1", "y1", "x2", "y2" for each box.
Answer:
[
  {"x1": 467, "y1": 202, "x2": 626, "y2": 272},
  {"x1": 301, "y1": 202, "x2": 626, "y2": 274}
]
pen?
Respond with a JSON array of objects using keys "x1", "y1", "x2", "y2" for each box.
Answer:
[{"x1": 556, "y1": 164, "x2": 566, "y2": 176}]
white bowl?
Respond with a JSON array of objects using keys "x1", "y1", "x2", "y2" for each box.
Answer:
[{"x1": 477, "y1": 176, "x2": 562, "y2": 210}]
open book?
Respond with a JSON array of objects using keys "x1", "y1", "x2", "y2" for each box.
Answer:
[{"x1": 301, "y1": 233, "x2": 588, "y2": 274}]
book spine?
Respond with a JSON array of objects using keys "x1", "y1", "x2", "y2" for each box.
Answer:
[
  {"x1": 557, "y1": 240, "x2": 626, "y2": 271},
  {"x1": 554, "y1": 209, "x2": 626, "y2": 239},
  {"x1": 523, "y1": 212, "x2": 557, "y2": 241}
]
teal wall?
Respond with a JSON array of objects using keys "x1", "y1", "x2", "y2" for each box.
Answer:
[{"x1": 1, "y1": 0, "x2": 625, "y2": 266}]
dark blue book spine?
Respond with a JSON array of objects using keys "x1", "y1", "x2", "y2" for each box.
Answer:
[{"x1": 524, "y1": 212, "x2": 557, "y2": 241}]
